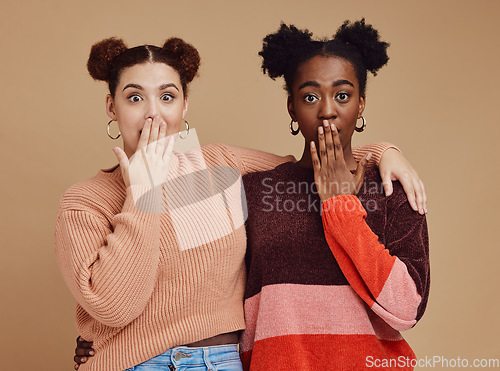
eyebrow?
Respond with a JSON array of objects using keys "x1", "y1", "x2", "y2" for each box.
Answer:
[
  {"x1": 159, "y1": 83, "x2": 179, "y2": 91},
  {"x1": 298, "y1": 79, "x2": 354, "y2": 91},
  {"x1": 333, "y1": 79, "x2": 354, "y2": 88},
  {"x1": 123, "y1": 83, "x2": 143, "y2": 91},
  {"x1": 298, "y1": 81, "x2": 320, "y2": 90},
  {"x1": 122, "y1": 83, "x2": 179, "y2": 92}
]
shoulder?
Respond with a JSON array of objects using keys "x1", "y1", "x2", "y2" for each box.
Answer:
[
  {"x1": 364, "y1": 167, "x2": 422, "y2": 219},
  {"x1": 359, "y1": 167, "x2": 407, "y2": 211},
  {"x1": 387, "y1": 177, "x2": 411, "y2": 211},
  {"x1": 58, "y1": 171, "x2": 125, "y2": 214},
  {"x1": 199, "y1": 143, "x2": 239, "y2": 166},
  {"x1": 362, "y1": 167, "x2": 405, "y2": 203},
  {"x1": 200, "y1": 143, "x2": 266, "y2": 161},
  {"x1": 242, "y1": 162, "x2": 294, "y2": 187},
  {"x1": 242, "y1": 163, "x2": 282, "y2": 180}
]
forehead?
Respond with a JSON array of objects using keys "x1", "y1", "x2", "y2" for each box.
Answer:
[
  {"x1": 118, "y1": 62, "x2": 181, "y2": 87},
  {"x1": 294, "y1": 55, "x2": 358, "y2": 88}
]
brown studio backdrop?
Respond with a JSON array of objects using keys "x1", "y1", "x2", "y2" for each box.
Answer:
[{"x1": 1, "y1": 0, "x2": 498, "y2": 369}]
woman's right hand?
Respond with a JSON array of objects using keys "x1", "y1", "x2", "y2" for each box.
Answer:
[
  {"x1": 74, "y1": 336, "x2": 94, "y2": 370},
  {"x1": 113, "y1": 116, "x2": 175, "y2": 188}
]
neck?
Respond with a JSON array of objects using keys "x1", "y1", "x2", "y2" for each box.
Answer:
[{"x1": 297, "y1": 141, "x2": 357, "y2": 170}]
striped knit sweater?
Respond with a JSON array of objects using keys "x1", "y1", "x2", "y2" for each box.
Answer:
[
  {"x1": 54, "y1": 142, "x2": 392, "y2": 370},
  {"x1": 241, "y1": 164, "x2": 429, "y2": 370}
]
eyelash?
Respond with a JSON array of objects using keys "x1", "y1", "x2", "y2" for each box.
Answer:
[
  {"x1": 336, "y1": 92, "x2": 350, "y2": 102},
  {"x1": 303, "y1": 94, "x2": 319, "y2": 103},
  {"x1": 303, "y1": 92, "x2": 350, "y2": 103},
  {"x1": 126, "y1": 93, "x2": 175, "y2": 103},
  {"x1": 127, "y1": 94, "x2": 142, "y2": 103},
  {"x1": 161, "y1": 93, "x2": 174, "y2": 102}
]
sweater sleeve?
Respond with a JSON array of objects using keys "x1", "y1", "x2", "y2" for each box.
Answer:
[
  {"x1": 320, "y1": 194, "x2": 429, "y2": 331},
  {"x1": 352, "y1": 142, "x2": 400, "y2": 166},
  {"x1": 220, "y1": 145, "x2": 295, "y2": 175},
  {"x1": 54, "y1": 185, "x2": 162, "y2": 327},
  {"x1": 223, "y1": 142, "x2": 399, "y2": 174}
]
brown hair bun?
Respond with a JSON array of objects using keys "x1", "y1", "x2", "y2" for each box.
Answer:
[
  {"x1": 87, "y1": 37, "x2": 127, "y2": 81},
  {"x1": 163, "y1": 37, "x2": 200, "y2": 84}
]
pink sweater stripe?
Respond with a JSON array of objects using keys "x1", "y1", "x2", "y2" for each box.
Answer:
[
  {"x1": 240, "y1": 283, "x2": 404, "y2": 353},
  {"x1": 375, "y1": 259, "x2": 421, "y2": 330}
]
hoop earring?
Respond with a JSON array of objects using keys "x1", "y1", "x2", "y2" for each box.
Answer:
[
  {"x1": 179, "y1": 120, "x2": 190, "y2": 139},
  {"x1": 289, "y1": 120, "x2": 300, "y2": 136},
  {"x1": 107, "y1": 120, "x2": 121, "y2": 140},
  {"x1": 355, "y1": 116, "x2": 366, "y2": 132}
]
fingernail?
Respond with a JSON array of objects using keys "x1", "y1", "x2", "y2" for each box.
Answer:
[
  {"x1": 318, "y1": 126, "x2": 324, "y2": 134},
  {"x1": 331, "y1": 123, "x2": 336, "y2": 131},
  {"x1": 323, "y1": 120, "x2": 329, "y2": 127},
  {"x1": 89, "y1": 350, "x2": 95, "y2": 356},
  {"x1": 310, "y1": 141, "x2": 316, "y2": 148},
  {"x1": 366, "y1": 153, "x2": 372, "y2": 161}
]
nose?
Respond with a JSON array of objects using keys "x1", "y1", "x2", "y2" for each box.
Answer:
[
  {"x1": 318, "y1": 98, "x2": 337, "y2": 121},
  {"x1": 144, "y1": 100, "x2": 160, "y2": 121}
]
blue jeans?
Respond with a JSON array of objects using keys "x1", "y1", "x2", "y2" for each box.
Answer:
[{"x1": 124, "y1": 344, "x2": 243, "y2": 371}]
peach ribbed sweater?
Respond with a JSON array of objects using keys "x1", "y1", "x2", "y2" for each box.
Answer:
[{"x1": 54, "y1": 142, "x2": 392, "y2": 370}]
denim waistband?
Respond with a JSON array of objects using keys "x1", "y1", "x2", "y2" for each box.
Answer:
[{"x1": 129, "y1": 343, "x2": 241, "y2": 370}]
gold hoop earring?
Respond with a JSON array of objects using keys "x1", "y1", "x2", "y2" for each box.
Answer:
[
  {"x1": 179, "y1": 120, "x2": 190, "y2": 139},
  {"x1": 290, "y1": 120, "x2": 300, "y2": 136},
  {"x1": 355, "y1": 116, "x2": 366, "y2": 132},
  {"x1": 107, "y1": 120, "x2": 121, "y2": 140}
]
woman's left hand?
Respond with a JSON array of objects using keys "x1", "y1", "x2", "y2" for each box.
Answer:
[
  {"x1": 311, "y1": 120, "x2": 371, "y2": 202},
  {"x1": 379, "y1": 148, "x2": 427, "y2": 215}
]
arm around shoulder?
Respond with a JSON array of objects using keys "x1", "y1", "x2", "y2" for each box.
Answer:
[{"x1": 220, "y1": 144, "x2": 296, "y2": 175}]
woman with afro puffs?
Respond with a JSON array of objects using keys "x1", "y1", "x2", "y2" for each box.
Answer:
[{"x1": 240, "y1": 19, "x2": 430, "y2": 370}]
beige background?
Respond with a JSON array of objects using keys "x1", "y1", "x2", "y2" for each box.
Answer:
[{"x1": 1, "y1": 0, "x2": 499, "y2": 369}]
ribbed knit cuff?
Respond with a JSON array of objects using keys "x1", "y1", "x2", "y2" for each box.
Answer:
[{"x1": 353, "y1": 142, "x2": 401, "y2": 166}]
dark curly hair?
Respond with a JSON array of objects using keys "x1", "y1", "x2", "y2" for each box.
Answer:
[
  {"x1": 259, "y1": 19, "x2": 389, "y2": 96},
  {"x1": 87, "y1": 37, "x2": 201, "y2": 97}
]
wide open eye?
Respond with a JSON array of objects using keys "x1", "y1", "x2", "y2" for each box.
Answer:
[
  {"x1": 303, "y1": 94, "x2": 319, "y2": 103},
  {"x1": 127, "y1": 94, "x2": 143, "y2": 103},
  {"x1": 160, "y1": 93, "x2": 174, "y2": 102},
  {"x1": 335, "y1": 92, "x2": 350, "y2": 102}
]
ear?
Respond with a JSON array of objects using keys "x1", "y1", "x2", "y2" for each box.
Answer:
[
  {"x1": 106, "y1": 94, "x2": 117, "y2": 121},
  {"x1": 182, "y1": 96, "x2": 189, "y2": 120},
  {"x1": 287, "y1": 95, "x2": 297, "y2": 122},
  {"x1": 357, "y1": 94, "x2": 366, "y2": 119}
]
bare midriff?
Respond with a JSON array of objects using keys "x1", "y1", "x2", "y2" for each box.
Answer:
[{"x1": 184, "y1": 331, "x2": 239, "y2": 347}]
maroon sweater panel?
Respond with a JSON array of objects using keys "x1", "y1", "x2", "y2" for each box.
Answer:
[{"x1": 242, "y1": 162, "x2": 430, "y2": 321}]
